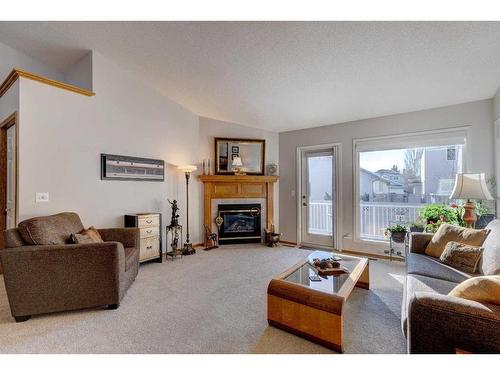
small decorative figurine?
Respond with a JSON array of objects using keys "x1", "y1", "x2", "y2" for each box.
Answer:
[
  {"x1": 203, "y1": 225, "x2": 219, "y2": 251},
  {"x1": 264, "y1": 224, "x2": 281, "y2": 247},
  {"x1": 171, "y1": 228, "x2": 179, "y2": 252},
  {"x1": 168, "y1": 199, "x2": 180, "y2": 227},
  {"x1": 266, "y1": 163, "x2": 278, "y2": 176}
]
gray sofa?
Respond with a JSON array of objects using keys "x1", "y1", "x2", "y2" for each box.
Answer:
[{"x1": 402, "y1": 219, "x2": 500, "y2": 353}]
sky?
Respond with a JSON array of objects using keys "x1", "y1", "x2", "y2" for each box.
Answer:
[{"x1": 359, "y1": 149, "x2": 407, "y2": 173}]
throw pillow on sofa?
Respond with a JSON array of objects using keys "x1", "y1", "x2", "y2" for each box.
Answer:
[
  {"x1": 425, "y1": 223, "x2": 490, "y2": 258},
  {"x1": 449, "y1": 275, "x2": 500, "y2": 305},
  {"x1": 70, "y1": 226, "x2": 104, "y2": 244},
  {"x1": 439, "y1": 241, "x2": 483, "y2": 274}
]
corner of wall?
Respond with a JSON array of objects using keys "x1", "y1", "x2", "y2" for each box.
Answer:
[{"x1": 64, "y1": 50, "x2": 93, "y2": 91}]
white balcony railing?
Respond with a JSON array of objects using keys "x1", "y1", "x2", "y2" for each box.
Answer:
[
  {"x1": 308, "y1": 200, "x2": 424, "y2": 241},
  {"x1": 308, "y1": 201, "x2": 333, "y2": 235},
  {"x1": 359, "y1": 201, "x2": 423, "y2": 240}
]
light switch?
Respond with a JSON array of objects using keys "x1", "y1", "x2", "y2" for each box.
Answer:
[
  {"x1": 36, "y1": 192, "x2": 49, "y2": 203},
  {"x1": 291, "y1": 190, "x2": 295, "y2": 197}
]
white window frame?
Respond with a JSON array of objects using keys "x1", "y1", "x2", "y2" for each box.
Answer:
[{"x1": 353, "y1": 126, "x2": 470, "y2": 245}]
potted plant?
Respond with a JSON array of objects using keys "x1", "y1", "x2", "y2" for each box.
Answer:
[
  {"x1": 409, "y1": 218, "x2": 425, "y2": 233},
  {"x1": 418, "y1": 203, "x2": 460, "y2": 226},
  {"x1": 385, "y1": 224, "x2": 408, "y2": 243}
]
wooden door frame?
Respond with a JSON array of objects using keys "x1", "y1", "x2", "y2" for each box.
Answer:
[{"x1": 0, "y1": 112, "x2": 19, "y2": 237}]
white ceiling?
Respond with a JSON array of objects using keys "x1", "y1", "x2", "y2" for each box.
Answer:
[{"x1": 1, "y1": 21, "x2": 500, "y2": 132}]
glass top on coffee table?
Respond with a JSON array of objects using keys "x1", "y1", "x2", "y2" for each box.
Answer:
[{"x1": 283, "y1": 251, "x2": 365, "y2": 296}]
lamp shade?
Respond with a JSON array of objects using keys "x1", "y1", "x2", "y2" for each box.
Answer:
[
  {"x1": 449, "y1": 173, "x2": 493, "y2": 200},
  {"x1": 232, "y1": 156, "x2": 243, "y2": 167},
  {"x1": 177, "y1": 165, "x2": 197, "y2": 173}
]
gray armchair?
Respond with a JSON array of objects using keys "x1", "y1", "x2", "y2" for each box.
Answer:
[{"x1": 0, "y1": 212, "x2": 139, "y2": 322}]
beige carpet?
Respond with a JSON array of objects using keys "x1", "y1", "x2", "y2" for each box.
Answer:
[{"x1": 0, "y1": 245, "x2": 407, "y2": 353}]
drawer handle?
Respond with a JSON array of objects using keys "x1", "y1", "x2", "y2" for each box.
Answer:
[
  {"x1": 146, "y1": 220, "x2": 152, "y2": 224},
  {"x1": 146, "y1": 246, "x2": 153, "y2": 249},
  {"x1": 146, "y1": 230, "x2": 152, "y2": 234}
]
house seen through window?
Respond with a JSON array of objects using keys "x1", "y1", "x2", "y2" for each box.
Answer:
[{"x1": 358, "y1": 144, "x2": 463, "y2": 241}]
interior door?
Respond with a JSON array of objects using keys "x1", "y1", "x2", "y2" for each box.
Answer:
[
  {"x1": 6, "y1": 125, "x2": 16, "y2": 229},
  {"x1": 300, "y1": 148, "x2": 335, "y2": 248}
]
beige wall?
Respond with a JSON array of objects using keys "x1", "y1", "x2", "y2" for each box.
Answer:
[
  {"x1": 197, "y1": 116, "x2": 279, "y2": 233},
  {"x1": 17, "y1": 52, "x2": 202, "y2": 246},
  {"x1": 279, "y1": 99, "x2": 495, "y2": 255},
  {"x1": 0, "y1": 41, "x2": 65, "y2": 83}
]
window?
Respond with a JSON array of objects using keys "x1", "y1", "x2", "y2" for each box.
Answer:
[{"x1": 356, "y1": 131, "x2": 465, "y2": 242}]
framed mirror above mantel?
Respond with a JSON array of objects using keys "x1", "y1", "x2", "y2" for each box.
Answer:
[{"x1": 215, "y1": 137, "x2": 265, "y2": 175}]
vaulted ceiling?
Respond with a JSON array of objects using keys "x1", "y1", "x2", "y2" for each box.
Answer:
[{"x1": 1, "y1": 21, "x2": 500, "y2": 131}]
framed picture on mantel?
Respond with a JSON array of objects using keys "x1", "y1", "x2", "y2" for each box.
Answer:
[
  {"x1": 101, "y1": 154, "x2": 165, "y2": 181},
  {"x1": 215, "y1": 137, "x2": 265, "y2": 175}
]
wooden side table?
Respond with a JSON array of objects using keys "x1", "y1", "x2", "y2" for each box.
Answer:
[{"x1": 124, "y1": 213, "x2": 163, "y2": 263}]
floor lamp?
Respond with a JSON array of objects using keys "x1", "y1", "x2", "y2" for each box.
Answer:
[
  {"x1": 449, "y1": 173, "x2": 494, "y2": 228},
  {"x1": 178, "y1": 165, "x2": 197, "y2": 255}
]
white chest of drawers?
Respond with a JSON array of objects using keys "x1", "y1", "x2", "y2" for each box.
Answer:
[{"x1": 124, "y1": 213, "x2": 162, "y2": 263}]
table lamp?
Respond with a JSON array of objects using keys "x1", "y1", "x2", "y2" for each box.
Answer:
[
  {"x1": 232, "y1": 156, "x2": 245, "y2": 175},
  {"x1": 449, "y1": 173, "x2": 493, "y2": 228},
  {"x1": 177, "y1": 165, "x2": 197, "y2": 255}
]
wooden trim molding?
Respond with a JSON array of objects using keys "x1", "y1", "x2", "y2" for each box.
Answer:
[
  {"x1": 0, "y1": 112, "x2": 19, "y2": 254},
  {"x1": 198, "y1": 175, "x2": 278, "y2": 183},
  {"x1": 0, "y1": 68, "x2": 95, "y2": 98},
  {"x1": 198, "y1": 174, "x2": 279, "y2": 235}
]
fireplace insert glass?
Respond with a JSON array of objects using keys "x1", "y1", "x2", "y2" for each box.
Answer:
[{"x1": 218, "y1": 203, "x2": 261, "y2": 244}]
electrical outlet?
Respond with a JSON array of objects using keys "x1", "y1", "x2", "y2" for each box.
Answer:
[{"x1": 36, "y1": 192, "x2": 49, "y2": 203}]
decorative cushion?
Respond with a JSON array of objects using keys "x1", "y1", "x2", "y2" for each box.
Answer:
[
  {"x1": 80, "y1": 226, "x2": 103, "y2": 243},
  {"x1": 478, "y1": 219, "x2": 500, "y2": 275},
  {"x1": 17, "y1": 212, "x2": 85, "y2": 245},
  {"x1": 425, "y1": 223, "x2": 490, "y2": 258},
  {"x1": 439, "y1": 241, "x2": 483, "y2": 274},
  {"x1": 70, "y1": 227, "x2": 104, "y2": 244},
  {"x1": 449, "y1": 275, "x2": 500, "y2": 305},
  {"x1": 70, "y1": 233, "x2": 96, "y2": 244}
]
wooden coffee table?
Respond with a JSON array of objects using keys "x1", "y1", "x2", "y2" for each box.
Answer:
[{"x1": 267, "y1": 251, "x2": 369, "y2": 353}]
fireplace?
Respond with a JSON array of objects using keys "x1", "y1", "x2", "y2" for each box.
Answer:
[{"x1": 217, "y1": 203, "x2": 262, "y2": 244}]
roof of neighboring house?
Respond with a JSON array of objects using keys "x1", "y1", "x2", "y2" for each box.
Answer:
[
  {"x1": 360, "y1": 168, "x2": 399, "y2": 186},
  {"x1": 374, "y1": 169, "x2": 403, "y2": 187},
  {"x1": 375, "y1": 168, "x2": 401, "y2": 175},
  {"x1": 360, "y1": 168, "x2": 387, "y2": 181}
]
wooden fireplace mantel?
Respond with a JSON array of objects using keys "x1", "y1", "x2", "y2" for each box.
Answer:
[{"x1": 198, "y1": 175, "x2": 279, "y2": 232}]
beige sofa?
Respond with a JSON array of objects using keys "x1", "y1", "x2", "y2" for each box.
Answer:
[{"x1": 0, "y1": 212, "x2": 139, "y2": 322}]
